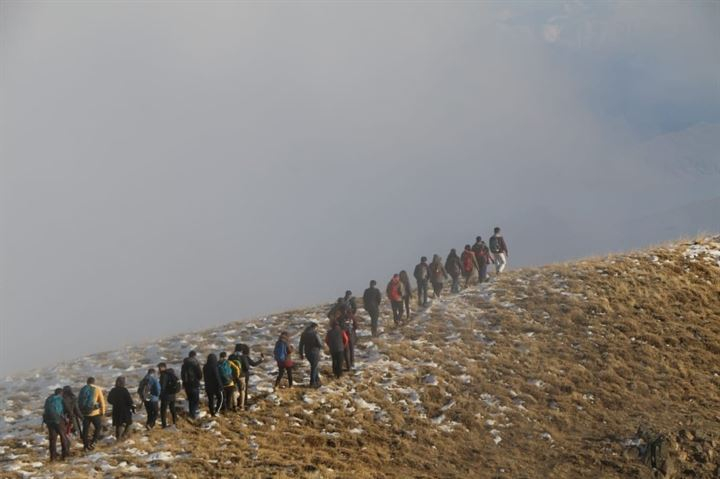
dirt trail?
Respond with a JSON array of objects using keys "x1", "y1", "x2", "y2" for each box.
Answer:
[{"x1": 1, "y1": 237, "x2": 719, "y2": 478}]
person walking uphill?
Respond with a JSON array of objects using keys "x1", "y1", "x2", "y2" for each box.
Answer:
[
  {"x1": 181, "y1": 350, "x2": 203, "y2": 419},
  {"x1": 78, "y1": 377, "x2": 106, "y2": 451},
  {"x1": 43, "y1": 388, "x2": 69, "y2": 461},
  {"x1": 326, "y1": 322, "x2": 348, "y2": 379},
  {"x1": 445, "y1": 249, "x2": 462, "y2": 293},
  {"x1": 413, "y1": 257, "x2": 430, "y2": 307},
  {"x1": 460, "y1": 245, "x2": 480, "y2": 288},
  {"x1": 399, "y1": 271, "x2": 412, "y2": 319},
  {"x1": 299, "y1": 323, "x2": 323, "y2": 388},
  {"x1": 489, "y1": 227, "x2": 509, "y2": 274},
  {"x1": 386, "y1": 274, "x2": 405, "y2": 326},
  {"x1": 429, "y1": 255, "x2": 448, "y2": 298},
  {"x1": 158, "y1": 363, "x2": 181, "y2": 427},
  {"x1": 107, "y1": 376, "x2": 135, "y2": 441},
  {"x1": 202, "y1": 354, "x2": 223, "y2": 417},
  {"x1": 363, "y1": 280, "x2": 382, "y2": 337},
  {"x1": 273, "y1": 332, "x2": 294, "y2": 389},
  {"x1": 138, "y1": 368, "x2": 161, "y2": 429},
  {"x1": 218, "y1": 352, "x2": 241, "y2": 412},
  {"x1": 472, "y1": 236, "x2": 492, "y2": 283},
  {"x1": 237, "y1": 344, "x2": 264, "y2": 410},
  {"x1": 342, "y1": 290, "x2": 358, "y2": 371},
  {"x1": 61, "y1": 386, "x2": 82, "y2": 439}
]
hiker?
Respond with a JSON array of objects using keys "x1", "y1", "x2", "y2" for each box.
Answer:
[
  {"x1": 61, "y1": 386, "x2": 82, "y2": 439},
  {"x1": 429, "y1": 254, "x2": 448, "y2": 298},
  {"x1": 273, "y1": 332, "x2": 294, "y2": 388},
  {"x1": 363, "y1": 280, "x2": 382, "y2": 337},
  {"x1": 299, "y1": 322, "x2": 323, "y2": 388},
  {"x1": 413, "y1": 256, "x2": 430, "y2": 307},
  {"x1": 325, "y1": 322, "x2": 348, "y2": 379},
  {"x1": 460, "y1": 245, "x2": 479, "y2": 288},
  {"x1": 202, "y1": 354, "x2": 223, "y2": 416},
  {"x1": 229, "y1": 345, "x2": 245, "y2": 410},
  {"x1": 386, "y1": 274, "x2": 405, "y2": 326},
  {"x1": 399, "y1": 270, "x2": 412, "y2": 319},
  {"x1": 158, "y1": 363, "x2": 180, "y2": 427},
  {"x1": 237, "y1": 344, "x2": 264, "y2": 409},
  {"x1": 472, "y1": 236, "x2": 492, "y2": 283},
  {"x1": 445, "y1": 249, "x2": 462, "y2": 293},
  {"x1": 138, "y1": 368, "x2": 161, "y2": 429},
  {"x1": 180, "y1": 350, "x2": 203, "y2": 419},
  {"x1": 489, "y1": 227, "x2": 509, "y2": 274},
  {"x1": 107, "y1": 376, "x2": 135, "y2": 441},
  {"x1": 78, "y1": 377, "x2": 106, "y2": 451},
  {"x1": 342, "y1": 290, "x2": 358, "y2": 370},
  {"x1": 43, "y1": 388, "x2": 69, "y2": 461},
  {"x1": 218, "y1": 352, "x2": 240, "y2": 411}
]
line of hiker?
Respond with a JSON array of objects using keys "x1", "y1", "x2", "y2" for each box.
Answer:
[{"x1": 41, "y1": 227, "x2": 508, "y2": 461}]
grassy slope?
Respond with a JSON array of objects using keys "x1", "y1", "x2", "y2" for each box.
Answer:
[{"x1": 3, "y1": 238, "x2": 719, "y2": 478}]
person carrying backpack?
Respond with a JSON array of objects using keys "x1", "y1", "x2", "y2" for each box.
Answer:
[
  {"x1": 228, "y1": 345, "x2": 245, "y2": 411},
  {"x1": 43, "y1": 388, "x2": 69, "y2": 461},
  {"x1": 273, "y1": 332, "x2": 294, "y2": 389},
  {"x1": 445, "y1": 249, "x2": 462, "y2": 293},
  {"x1": 218, "y1": 352, "x2": 240, "y2": 412},
  {"x1": 489, "y1": 227, "x2": 509, "y2": 274},
  {"x1": 299, "y1": 322, "x2": 323, "y2": 388},
  {"x1": 460, "y1": 245, "x2": 479, "y2": 288},
  {"x1": 107, "y1": 376, "x2": 135, "y2": 441},
  {"x1": 138, "y1": 368, "x2": 161, "y2": 429},
  {"x1": 429, "y1": 255, "x2": 448, "y2": 298},
  {"x1": 363, "y1": 280, "x2": 382, "y2": 337},
  {"x1": 180, "y1": 350, "x2": 203, "y2": 419},
  {"x1": 61, "y1": 386, "x2": 82, "y2": 439},
  {"x1": 78, "y1": 377, "x2": 106, "y2": 451},
  {"x1": 413, "y1": 257, "x2": 430, "y2": 307},
  {"x1": 202, "y1": 354, "x2": 223, "y2": 416},
  {"x1": 472, "y1": 236, "x2": 492, "y2": 283},
  {"x1": 386, "y1": 274, "x2": 405, "y2": 326},
  {"x1": 158, "y1": 363, "x2": 181, "y2": 427},
  {"x1": 399, "y1": 271, "x2": 412, "y2": 320},
  {"x1": 237, "y1": 344, "x2": 264, "y2": 410},
  {"x1": 325, "y1": 323, "x2": 348, "y2": 379}
]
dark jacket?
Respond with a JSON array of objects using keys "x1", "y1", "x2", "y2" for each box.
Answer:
[
  {"x1": 239, "y1": 354, "x2": 263, "y2": 381},
  {"x1": 399, "y1": 273, "x2": 412, "y2": 299},
  {"x1": 62, "y1": 389, "x2": 82, "y2": 422},
  {"x1": 203, "y1": 354, "x2": 223, "y2": 394},
  {"x1": 489, "y1": 234, "x2": 508, "y2": 255},
  {"x1": 445, "y1": 253, "x2": 462, "y2": 278},
  {"x1": 472, "y1": 241, "x2": 491, "y2": 265},
  {"x1": 325, "y1": 327, "x2": 346, "y2": 354},
  {"x1": 299, "y1": 327, "x2": 323, "y2": 359},
  {"x1": 181, "y1": 356, "x2": 203, "y2": 389},
  {"x1": 430, "y1": 260, "x2": 448, "y2": 283},
  {"x1": 362, "y1": 286, "x2": 381, "y2": 311},
  {"x1": 107, "y1": 386, "x2": 135, "y2": 426},
  {"x1": 413, "y1": 262, "x2": 429, "y2": 282},
  {"x1": 159, "y1": 369, "x2": 179, "y2": 400}
]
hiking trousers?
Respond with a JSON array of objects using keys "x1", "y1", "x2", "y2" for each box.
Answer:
[
  {"x1": 160, "y1": 396, "x2": 177, "y2": 427},
  {"x1": 451, "y1": 275, "x2": 461, "y2": 293},
  {"x1": 416, "y1": 280, "x2": 428, "y2": 306},
  {"x1": 185, "y1": 386, "x2": 200, "y2": 418},
  {"x1": 493, "y1": 253, "x2": 507, "y2": 273},
  {"x1": 82, "y1": 415, "x2": 102, "y2": 449},
  {"x1": 222, "y1": 385, "x2": 237, "y2": 411},
  {"x1": 144, "y1": 400, "x2": 159, "y2": 428},
  {"x1": 403, "y1": 295, "x2": 410, "y2": 319},
  {"x1": 366, "y1": 307, "x2": 379, "y2": 336},
  {"x1": 391, "y1": 300, "x2": 403, "y2": 325},
  {"x1": 206, "y1": 390, "x2": 222, "y2": 416},
  {"x1": 275, "y1": 363, "x2": 293, "y2": 388},
  {"x1": 343, "y1": 328, "x2": 355, "y2": 370},
  {"x1": 306, "y1": 349, "x2": 321, "y2": 386},
  {"x1": 48, "y1": 421, "x2": 69, "y2": 460},
  {"x1": 331, "y1": 351, "x2": 344, "y2": 378},
  {"x1": 431, "y1": 281, "x2": 444, "y2": 298},
  {"x1": 478, "y1": 262, "x2": 488, "y2": 282}
]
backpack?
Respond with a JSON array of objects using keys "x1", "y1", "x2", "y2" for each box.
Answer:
[
  {"x1": 43, "y1": 395, "x2": 64, "y2": 424},
  {"x1": 78, "y1": 385, "x2": 97, "y2": 415},
  {"x1": 218, "y1": 361, "x2": 233, "y2": 386},
  {"x1": 181, "y1": 361, "x2": 197, "y2": 385},
  {"x1": 489, "y1": 236, "x2": 501, "y2": 254},
  {"x1": 138, "y1": 376, "x2": 151, "y2": 401},
  {"x1": 273, "y1": 341, "x2": 287, "y2": 362},
  {"x1": 165, "y1": 371, "x2": 182, "y2": 395},
  {"x1": 462, "y1": 252, "x2": 474, "y2": 272}
]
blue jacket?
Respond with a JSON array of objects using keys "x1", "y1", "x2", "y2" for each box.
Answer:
[{"x1": 146, "y1": 375, "x2": 161, "y2": 402}]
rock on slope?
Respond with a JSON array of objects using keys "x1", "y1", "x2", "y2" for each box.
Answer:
[{"x1": 1, "y1": 237, "x2": 719, "y2": 478}]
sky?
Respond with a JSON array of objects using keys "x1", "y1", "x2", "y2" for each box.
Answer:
[{"x1": 1, "y1": 1, "x2": 719, "y2": 376}]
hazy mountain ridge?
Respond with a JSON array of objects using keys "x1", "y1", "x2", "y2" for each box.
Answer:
[{"x1": 1, "y1": 236, "x2": 719, "y2": 478}]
